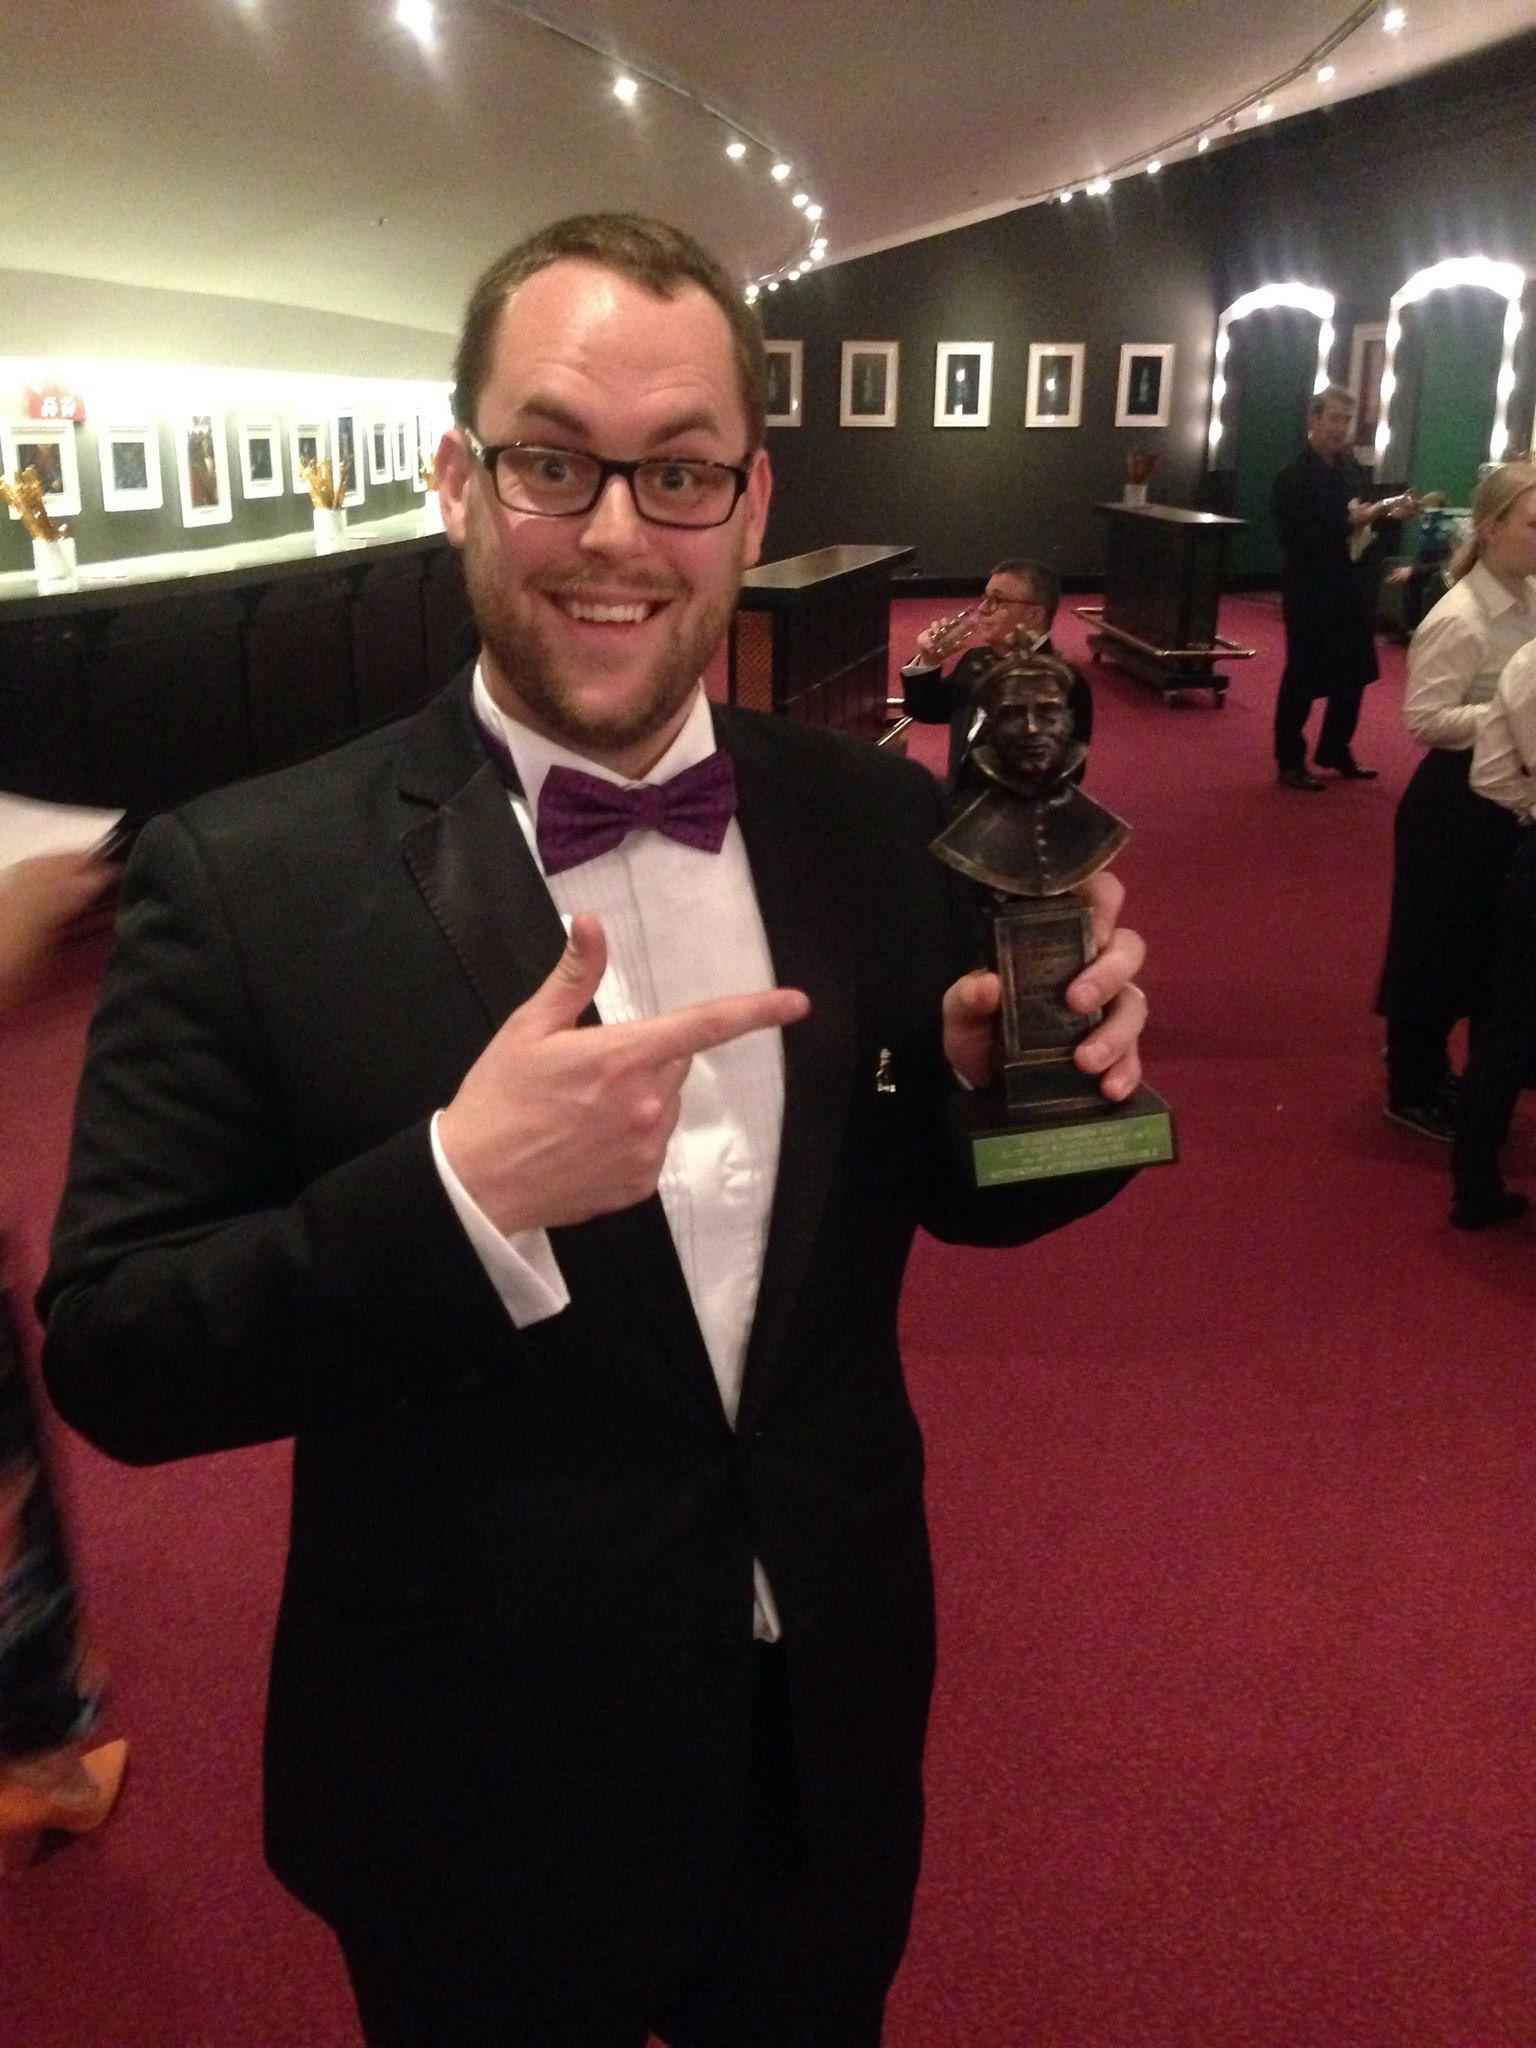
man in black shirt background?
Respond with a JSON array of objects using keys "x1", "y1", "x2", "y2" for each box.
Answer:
[{"x1": 1270, "y1": 386, "x2": 1417, "y2": 791}]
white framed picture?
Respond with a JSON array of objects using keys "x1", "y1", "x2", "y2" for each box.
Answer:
[
  {"x1": 2, "y1": 420, "x2": 83, "y2": 519},
  {"x1": 175, "y1": 411, "x2": 233, "y2": 527},
  {"x1": 1348, "y1": 321, "x2": 1388, "y2": 464},
  {"x1": 97, "y1": 424, "x2": 163, "y2": 513},
  {"x1": 291, "y1": 420, "x2": 327, "y2": 493},
  {"x1": 1115, "y1": 344, "x2": 1175, "y2": 428},
  {"x1": 1026, "y1": 343, "x2": 1085, "y2": 428},
  {"x1": 840, "y1": 341, "x2": 899, "y2": 428},
  {"x1": 934, "y1": 342, "x2": 993, "y2": 428},
  {"x1": 238, "y1": 419, "x2": 285, "y2": 498},
  {"x1": 332, "y1": 409, "x2": 365, "y2": 506},
  {"x1": 368, "y1": 418, "x2": 394, "y2": 485},
  {"x1": 395, "y1": 419, "x2": 412, "y2": 481},
  {"x1": 764, "y1": 340, "x2": 803, "y2": 427}
]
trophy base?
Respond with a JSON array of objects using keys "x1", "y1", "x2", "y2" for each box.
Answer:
[{"x1": 960, "y1": 1081, "x2": 1177, "y2": 1186}]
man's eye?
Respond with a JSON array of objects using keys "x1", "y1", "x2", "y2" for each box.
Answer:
[
  {"x1": 534, "y1": 455, "x2": 573, "y2": 484},
  {"x1": 653, "y1": 464, "x2": 700, "y2": 493}
]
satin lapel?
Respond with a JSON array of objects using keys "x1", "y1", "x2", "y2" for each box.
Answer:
[
  {"x1": 719, "y1": 712, "x2": 857, "y2": 1437},
  {"x1": 396, "y1": 678, "x2": 725, "y2": 1429}
]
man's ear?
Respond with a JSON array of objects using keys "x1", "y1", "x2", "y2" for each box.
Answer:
[
  {"x1": 435, "y1": 428, "x2": 473, "y2": 547},
  {"x1": 741, "y1": 447, "x2": 772, "y2": 569}
]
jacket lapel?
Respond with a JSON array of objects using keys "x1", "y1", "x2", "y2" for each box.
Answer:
[
  {"x1": 395, "y1": 676, "x2": 726, "y2": 1429},
  {"x1": 717, "y1": 710, "x2": 858, "y2": 1436}
]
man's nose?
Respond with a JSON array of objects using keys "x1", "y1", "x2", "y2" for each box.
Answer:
[{"x1": 578, "y1": 473, "x2": 649, "y2": 554}]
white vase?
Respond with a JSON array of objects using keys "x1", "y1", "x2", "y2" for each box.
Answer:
[
  {"x1": 312, "y1": 506, "x2": 348, "y2": 552},
  {"x1": 1122, "y1": 482, "x2": 1149, "y2": 506},
  {"x1": 32, "y1": 534, "x2": 78, "y2": 585}
]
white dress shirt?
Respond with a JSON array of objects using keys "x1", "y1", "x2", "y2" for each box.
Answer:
[
  {"x1": 430, "y1": 668, "x2": 786, "y2": 1637},
  {"x1": 1404, "y1": 561, "x2": 1536, "y2": 750},
  {"x1": 1470, "y1": 637, "x2": 1536, "y2": 823}
]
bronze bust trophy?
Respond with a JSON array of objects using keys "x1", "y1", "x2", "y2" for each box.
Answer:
[{"x1": 932, "y1": 650, "x2": 1175, "y2": 1184}]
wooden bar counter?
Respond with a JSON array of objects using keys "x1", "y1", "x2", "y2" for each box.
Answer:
[
  {"x1": 1075, "y1": 502, "x2": 1253, "y2": 706},
  {"x1": 730, "y1": 544, "x2": 914, "y2": 738}
]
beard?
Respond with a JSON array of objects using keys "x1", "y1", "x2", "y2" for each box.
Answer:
[{"x1": 462, "y1": 515, "x2": 740, "y2": 760}]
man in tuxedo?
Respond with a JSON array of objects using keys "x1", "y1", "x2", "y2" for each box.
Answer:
[
  {"x1": 1271, "y1": 385, "x2": 1417, "y2": 790},
  {"x1": 900, "y1": 559, "x2": 1093, "y2": 803},
  {"x1": 41, "y1": 215, "x2": 1147, "y2": 2047}
]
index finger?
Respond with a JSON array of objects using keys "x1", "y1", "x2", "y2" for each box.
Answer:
[{"x1": 611, "y1": 986, "x2": 811, "y2": 1069}]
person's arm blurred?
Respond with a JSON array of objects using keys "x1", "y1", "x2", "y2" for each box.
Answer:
[
  {"x1": 0, "y1": 853, "x2": 117, "y2": 1014},
  {"x1": 1469, "y1": 641, "x2": 1536, "y2": 820}
]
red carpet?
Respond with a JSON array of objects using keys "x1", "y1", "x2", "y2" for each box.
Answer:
[{"x1": 2, "y1": 598, "x2": 1532, "y2": 2046}]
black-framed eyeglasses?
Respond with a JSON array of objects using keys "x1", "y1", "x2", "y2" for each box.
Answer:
[
  {"x1": 978, "y1": 593, "x2": 1044, "y2": 617},
  {"x1": 462, "y1": 430, "x2": 753, "y2": 530}
]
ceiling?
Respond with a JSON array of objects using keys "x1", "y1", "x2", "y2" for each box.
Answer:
[{"x1": 3, "y1": 0, "x2": 1530, "y2": 340}]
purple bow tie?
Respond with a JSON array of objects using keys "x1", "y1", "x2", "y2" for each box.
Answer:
[{"x1": 535, "y1": 752, "x2": 738, "y2": 876}]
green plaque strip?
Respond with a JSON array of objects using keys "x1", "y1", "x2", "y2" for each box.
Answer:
[{"x1": 972, "y1": 1102, "x2": 1176, "y2": 1186}]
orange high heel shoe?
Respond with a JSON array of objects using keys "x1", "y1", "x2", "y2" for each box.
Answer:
[{"x1": 0, "y1": 1738, "x2": 128, "y2": 1873}]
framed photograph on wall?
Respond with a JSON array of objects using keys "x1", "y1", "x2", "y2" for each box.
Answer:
[
  {"x1": 840, "y1": 341, "x2": 899, "y2": 428},
  {"x1": 2, "y1": 420, "x2": 83, "y2": 519},
  {"x1": 395, "y1": 419, "x2": 412, "y2": 480},
  {"x1": 764, "y1": 340, "x2": 803, "y2": 427},
  {"x1": 1348, "y1": 322, "x2": 1388, "y2": 463},
  {"x1": 238, "y1": 420, "x2": 284, "y2": 498},
  {"x1": 368, "y1": 418, "x2": 394, "y2": 485},
  {"x1": 934, "y1": 341, "x2": 993, "y2": 428},
  {"x1": 1026, "y1": 343, "x2": 1085, "y2": 428},
  {"x1": 98, "y1": 424, "x2": 163, "y2": 512},
  {"x1": 332, "y1": 409, "x2": 365, "y2": 505},
  {"x1": 1115, "y1": 343, "x2": 1174, "y2": 428},
  {"x1": 175, "y1": 412, "x2": 233, "y2": 527},
  {"x1": 291, "y1": 420, "x2": 327, "y2": 493}
]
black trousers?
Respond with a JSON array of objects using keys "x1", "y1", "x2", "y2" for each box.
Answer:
[
  {"x1": 1453, "y1": 833, "x2": 1536, "y2": 1201},
  {"x1": 1273, "y1": 663, "x2": 1367, "y2": 771},
  {"x1": 337, "y1": 1645, "x2": 887, "y2": 2048}
]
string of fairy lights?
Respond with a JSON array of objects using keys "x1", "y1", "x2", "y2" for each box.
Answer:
[
  {"x1": 392, "y1": 0, "x2": 825, "y2": 297},
  {"x1": 388, "y1": 0, "x2": 1425, "y2": 303},
  {"x1": 1044, "y1": 1, "x2": 1411, "y2": 207}
]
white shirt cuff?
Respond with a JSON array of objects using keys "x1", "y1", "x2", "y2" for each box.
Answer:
[{"x1": 429, "y1": 1110, "x2": 571, "y2": 1328}]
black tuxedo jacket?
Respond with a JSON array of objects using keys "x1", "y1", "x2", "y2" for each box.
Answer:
[{"x1": 41, "y1": 673, "x2": 1126, "y2": 1990}]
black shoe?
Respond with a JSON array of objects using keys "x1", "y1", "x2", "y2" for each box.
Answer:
[
  {"x1": 1277, "y1": 766, "x2": 1325, "y2": 792},
  {"x1": 1384, "y1": 1101, "x2": 1455, "y2": 1143},
  {"x1": 1449, "y1": 1188, "x2": 1530, "y2": 1231},
  {"x1": 1315, "y1": 750, "x2": 1379, "y2": 780}
]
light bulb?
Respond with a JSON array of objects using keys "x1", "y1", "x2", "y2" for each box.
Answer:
[
  {"x1": 770, "y1": 163, "x2": 791, "y2": 181},
  {"x1": 792, "y1": 193, "x2": 808, "y2": 208},
  {"x1": 805, "y1": 203, "x2": 823, "y2": 222},
  {"x1": 1383, "y1": 6, "x2": 1405, "y2": 31},
  {"x1": 1317, "y1": 64, "x2": 1336, "y2": 82},
  {"x1": 1256, "y1": 102, "x2": 1274, "y2": 121},
  {"x1": 726, "y1": 140, "x2": 747, "y2": 160},
  {"x1": 1146, "y1": 159, "x2": 1161, "y2": 175},
  {"x1": 613, "y1": 76, "x2": 638, "y2": 104},
  {"x1": 1197, "y1": 136, "x2": 1210, "y2": 152}
]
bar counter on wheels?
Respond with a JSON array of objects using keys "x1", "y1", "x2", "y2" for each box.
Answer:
[{"x1": 1075, "y1": 502, "x2": 1253, "y2": 706}]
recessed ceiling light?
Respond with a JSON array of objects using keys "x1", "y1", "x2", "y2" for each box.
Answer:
[
  {"x1": 744, "y1": 283, "x2": 759, "y2": 301},
  {"x1": 1146, "y1": 159, "x2": 1162, "y2": 174},
  {"x1": 792, "y1": 192, "x2": 808, "y2": 208},
  {"x1": 726, "y1": 140, "x2": 747, "y2": 160},
  {"x1": 770, "y1": 162, "x2": 791, "y2": 181},
  {"x1": 613, "y1": 76, "x2": 638, "y2": 104},
  {"x1": 1057, "y1": 190, "x2": 1073, "y2": 204},
  {"x1": 1255, "y1": 101, "x2": 1274, "y2": 120},
  {"x1": 394, "y1": 0, "x2": 434, "y2": 42},
  {"x1": 1383, "y1": 5, "x2": 1405, "y2": 29},
  {"x1": 1317, "y1": 64, "x2": 1336, "y2": 82},
  {"x1": 766, "y1": 280, "x2": 779, "y2": 290},
  {"x1": 1196, "y1": 135, "x2": 1210, "y2": 152},
  {"x1": 805, "y1": 202, "x2": 823, "y2": 222}
]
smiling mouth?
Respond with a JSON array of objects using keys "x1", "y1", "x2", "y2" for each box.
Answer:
[{"x1": 549, "y1": 593, "x2": 670, "y2": 626}]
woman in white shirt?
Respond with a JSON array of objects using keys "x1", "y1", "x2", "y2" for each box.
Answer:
[
  {"x1": 1375, "y1": 462, "x2": 1536, "y2": 1142},
  {"x1": 1452, "y1": 628, "x2": 1536, "y2": 1226}
]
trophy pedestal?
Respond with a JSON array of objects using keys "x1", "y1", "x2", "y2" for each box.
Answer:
[
  {"x1": 967, "y1": 895, "x2": 1176, "y2": 1185},
  {"x1": 959, "y1": 1080, "x2": 1176, "y2": 1186}
]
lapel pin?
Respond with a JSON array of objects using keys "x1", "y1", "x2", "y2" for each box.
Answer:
[{"x1": 875, "y1": 1047, "x2": 897, "y2": 1094}]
